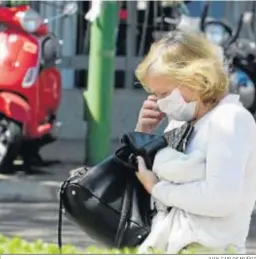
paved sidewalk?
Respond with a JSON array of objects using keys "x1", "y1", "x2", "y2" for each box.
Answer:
[
  {"x1": 1, "y1": 202, "x2": 256, "y2": 253},
  {"x1": 0, "y1": 202, "x2": 98, "y2": 249}
]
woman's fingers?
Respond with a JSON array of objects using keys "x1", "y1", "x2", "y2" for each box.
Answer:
[
  {"x1": 140, "y1": 117, "x2": 161, "y2": 127},
  {"x1": 135, "y1": 95, "x2": 165, "y2": 133},
  {"x1": 142, "y1": 109, "x2": 162, "y2": 119},
  {"x1": 143, "y1": 99, "x2": 159, "y2": 110},
  {"x1": 147, "y1": 95, "x2": 158, "y2": 101},
  {"x1": 137, "y1": 156, "x2": 147, "y2": 173}
]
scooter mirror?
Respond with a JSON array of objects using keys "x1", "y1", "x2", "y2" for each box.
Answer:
[
  {"x1": 224, "y1": 13, "x2": 244, "y2": 50},
  {"x1": 62, "y1": 2, "x2": 78, "y2": 16},
  {"x1": 200, "y1": 1, "x2": 210, "y2": 31}
]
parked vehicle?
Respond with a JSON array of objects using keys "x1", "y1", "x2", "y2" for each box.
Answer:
[
  {"x1": 199, "y1": 2, "x2": 256, "y2": 114},
  {"x1": 0, "y1": 2, "x2": 77, "y2": 173}
]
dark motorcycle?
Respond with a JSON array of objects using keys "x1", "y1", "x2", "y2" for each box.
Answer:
[{"x1": 200, "y1": 2, "x2": 256, "y2": 114}]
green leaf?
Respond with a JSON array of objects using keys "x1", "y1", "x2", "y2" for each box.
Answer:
[{"x1": 0, "y1": 234, "x2": 163, "y2": 255}]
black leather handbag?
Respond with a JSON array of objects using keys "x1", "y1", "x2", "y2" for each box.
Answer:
[{"x1": 58, "y1": 123, "x2": 193, "y2": 250}]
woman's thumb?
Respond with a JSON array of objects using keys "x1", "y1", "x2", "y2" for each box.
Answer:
[{"x1": 137, "y1": 156, "x2": 147, "y2": 172}]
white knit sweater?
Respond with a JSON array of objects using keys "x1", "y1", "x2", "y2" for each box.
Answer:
[{"x1": 138, "y1": 94, "x2": 256, "y2": 254}]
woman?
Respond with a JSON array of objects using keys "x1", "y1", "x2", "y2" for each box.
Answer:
[{"x1": 134, "y1": 30, "x2": 256, "y2": 254}]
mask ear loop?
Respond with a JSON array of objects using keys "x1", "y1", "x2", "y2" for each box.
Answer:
[
  {"x1": 192, "y1": 101, "x2": 200, "y2": 122},
  {"x1": 176, "y1": 81, "x2": 200, "y2": 123},
  {"x1": 175, "y1": 82, "x2": 188, "y2": 104}
]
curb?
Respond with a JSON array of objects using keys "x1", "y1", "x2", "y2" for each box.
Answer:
[{"x1": 0, "y1": 175, "x2": 61, "y2": 202}]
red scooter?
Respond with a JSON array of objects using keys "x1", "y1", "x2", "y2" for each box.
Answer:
[{"x1": 0, "y1": 3, "x2": 77, "y2": 173}]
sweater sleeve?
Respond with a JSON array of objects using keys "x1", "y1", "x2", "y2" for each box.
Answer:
[
  {"x1": 151, "y1": 105, "x2": 254, "y2": 217},
  {"x1": 154, "y1": 149, "x2": 206, "y2": 183}
]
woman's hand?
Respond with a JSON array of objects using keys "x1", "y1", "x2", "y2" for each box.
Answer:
[
  {"x1": 136, "y1": 156, "x2": 159, "y2": 194},
  {"x1": 135, "y1": 95, "x2": 165, "y2": 133}
]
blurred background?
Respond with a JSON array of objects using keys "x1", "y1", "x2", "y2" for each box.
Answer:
[{"x1": 1, "y1": 0, "x2": 256, "y2": 254}]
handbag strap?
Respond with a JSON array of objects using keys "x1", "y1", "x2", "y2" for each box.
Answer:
[
  {"x1": 114, "y1": 146, "x2": 137, "y2": 170},
  {"x1": 114, "y1": 181, "x2": 133, "y2": 247},
  {"x1": 57, "y1": 167, "x2": 89, "y2": 253},
  {"x1": 114, "y1": 146, "x2": 139, "y2": 247},
  {"x1": 163, "y1": 122, "x2": 194, "y2": 152},
  {"x1": 58, "y1": 180, "x2": 67, "y2": 254},
  {"x1": 177, "y1": 123, "x2": 194, "y2": 152}
]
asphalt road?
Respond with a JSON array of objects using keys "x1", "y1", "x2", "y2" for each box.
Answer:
[{"x1": 1, "y1": 202, "x2": 256, "y2": 253}]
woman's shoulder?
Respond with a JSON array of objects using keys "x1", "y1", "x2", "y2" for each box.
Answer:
[
  {"x1": 210, "y1": 101, "x2": 255, "y2": 129},
  {"x1": 208, "y1": 101, "x2": 256, "y2": 155}
]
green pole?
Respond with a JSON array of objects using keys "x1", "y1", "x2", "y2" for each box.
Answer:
[{"x1": 84, "y1": 0, "x2": 117, "y2": 165}]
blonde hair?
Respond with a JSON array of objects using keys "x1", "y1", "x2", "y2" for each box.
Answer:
[{"x1": 135, "y1": 30, "x2": 229, "y2": 104}]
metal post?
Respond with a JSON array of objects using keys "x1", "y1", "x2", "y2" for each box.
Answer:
[{"x1": 84, "y1": 0, "x2": 117, "y2": 165}]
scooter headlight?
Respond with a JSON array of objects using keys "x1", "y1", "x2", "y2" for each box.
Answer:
[
  {"x1": 22, "y1": 67, "x2": 38, "y2": 88},
  {"x1": 17, "y1": 9, "x2": 42, "y2": 33}
]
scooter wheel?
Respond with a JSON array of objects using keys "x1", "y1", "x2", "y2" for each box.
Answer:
[{"x1": 0, "y1": 119, "x2": 22, "y2": 174}]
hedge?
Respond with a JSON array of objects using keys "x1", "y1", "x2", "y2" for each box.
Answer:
[
  {"x1": 0, "y1": 235, "x2": 141, "y2": 254},
  {"x1": 1, "y1": 234, "x2": 237, "y2": 254}
]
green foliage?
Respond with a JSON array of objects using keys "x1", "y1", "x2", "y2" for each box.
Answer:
[
  {"x1": 8, "y1": 1, "x2": 28, "y2": 7},
  {"x1": 0, "y1": 234, "x2": 236, "y2": 255},
  {"x1": 0, "y1": 234, "x2": 141, "y2": 255}
]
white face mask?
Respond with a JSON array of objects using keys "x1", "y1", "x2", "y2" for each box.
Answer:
[{"x1": 157, "y1": 88, "x2": 197, "y2": 121}]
